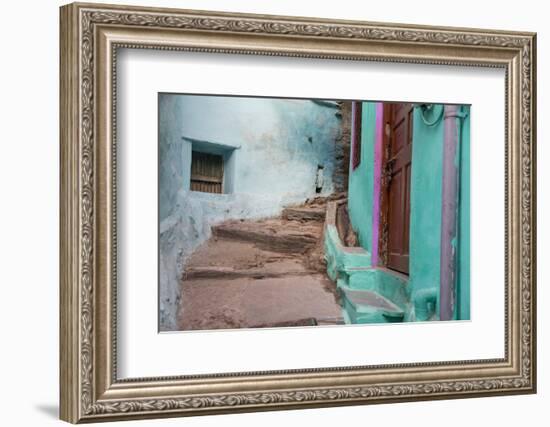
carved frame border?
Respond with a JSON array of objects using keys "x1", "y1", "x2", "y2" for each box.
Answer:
[{"x1": 60, "y1": 2, "x2": 536, "y2": 423}]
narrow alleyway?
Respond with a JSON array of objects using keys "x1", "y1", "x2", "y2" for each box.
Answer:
[{"x1": 177, "y1": 197, "x2": 345, "y2": 330}]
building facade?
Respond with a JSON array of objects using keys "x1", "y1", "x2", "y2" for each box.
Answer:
[{"x1": 325, "y1": 101, "x2": 470, "y2": 323}]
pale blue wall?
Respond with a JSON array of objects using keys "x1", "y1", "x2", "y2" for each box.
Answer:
[
  {"x1": 159, "y1": 94, "x2": 191, "y2": 221},
  {"x1": 159, "y1": 94, "x2": 342, "y2": 221}
]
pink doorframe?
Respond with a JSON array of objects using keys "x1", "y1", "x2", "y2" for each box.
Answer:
[{"x1": 371, "y1": 102, "x2": 384, "y2": 266}]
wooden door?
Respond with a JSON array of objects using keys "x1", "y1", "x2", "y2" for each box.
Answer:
[{"x1": 380, "y1": 103, "x2": 413, "y2": 274}]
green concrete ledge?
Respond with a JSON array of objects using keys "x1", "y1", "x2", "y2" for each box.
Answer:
[
  {"x1": 338, "y1": 285, "x2": 405, "y2": 324},
  {"x1": 345, "y1": 267, "x2": 410, "y2": 311},
  {"x1": 325, "y1": 226, "x2": 371, "y2": 281},
  {"x1": 324, "y1": 199, "x2": 413, "y2": 323},
  {"x1": 324, "y1": 199, "x2": 371, "y2": 279}
]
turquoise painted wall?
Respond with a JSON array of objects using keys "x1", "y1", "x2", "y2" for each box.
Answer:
[
  {"x1": 457, "y1": 106, "x2": 471, "y2": 320},
  {"x1": 408, "y1": 106, "x2": 445, "y2": 314},
  {"x1": 347, "y1": 102, "x2": 377, "y2": 254}
]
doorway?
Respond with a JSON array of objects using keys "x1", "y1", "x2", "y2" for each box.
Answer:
[{"x1": 379, "y1": 103, "x2": 413, "y2": 275}]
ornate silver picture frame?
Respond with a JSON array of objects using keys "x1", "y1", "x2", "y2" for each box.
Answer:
[{"x1": 60, "y1": 2, "x2": 536, "y2": 423}]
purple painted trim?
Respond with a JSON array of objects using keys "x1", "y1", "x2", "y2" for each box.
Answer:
[
  {"x1": 371, "y1": 103, "x2": 384, "y2": 265},
  {"x1": 350, "y1": 101, "x2": 358, "y2": 170}
]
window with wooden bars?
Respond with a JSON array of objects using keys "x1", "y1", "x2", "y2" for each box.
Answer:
[
  {"x1": 351, "y1": 102, "x2": 363, "y2": 170},
  {"x1": 190, "y1": 151, "x2": 224, "y2": 194}
]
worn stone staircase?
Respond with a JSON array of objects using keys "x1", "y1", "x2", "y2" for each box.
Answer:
[{"x1": 178, "y1": 197, "x2": 345, "y2": 331}]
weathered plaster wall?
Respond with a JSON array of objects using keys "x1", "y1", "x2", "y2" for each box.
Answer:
[
  {"x1": 347, "y1": 102, "x2": 377, "y2": 254},
  {"x1": 158, "y1": 94, "x2": 190, "y2": 329},
  {"x1": 333, "y1": 101, "x2": 353, "y2": 192},
  {"x1": 163, "y1": 94, "x2": 342, "y2": 205},
  {"x1": 159, "y1": 94, "x2": 191, "y2": 222},
  {"x1": 159, "y1": 94, "x2": 343, "y2": 330}
]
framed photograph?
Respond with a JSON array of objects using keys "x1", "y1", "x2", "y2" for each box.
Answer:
[{"x1": 60, "y1": 2, "x2": 537, "y2": 423}]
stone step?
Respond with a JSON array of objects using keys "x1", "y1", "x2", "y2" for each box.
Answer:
[
  {"x1": 184, "y1": 265, "x2": 313, "y2": 280},
  {"x1": 212, "y1": 220, "x2": 321, "y2": 254},
  {"x1": 315, "y1": 316, "x2": 346, "y2": 326},
  {"x1": 282, "y1": 207, "x2": 326, "y2": 222},
  {"x1": 184, "y1": 239, "x2": 289, "y2": 270},
  {"x1": 249, "y1": 318, "x2": 318, "y2": 328},
  {"x1": 339, "y1": 286, "x2": 404, "y2": 324},
  {"x1": 250, "y1": 316, "x2": 346, "y2": 328}
]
